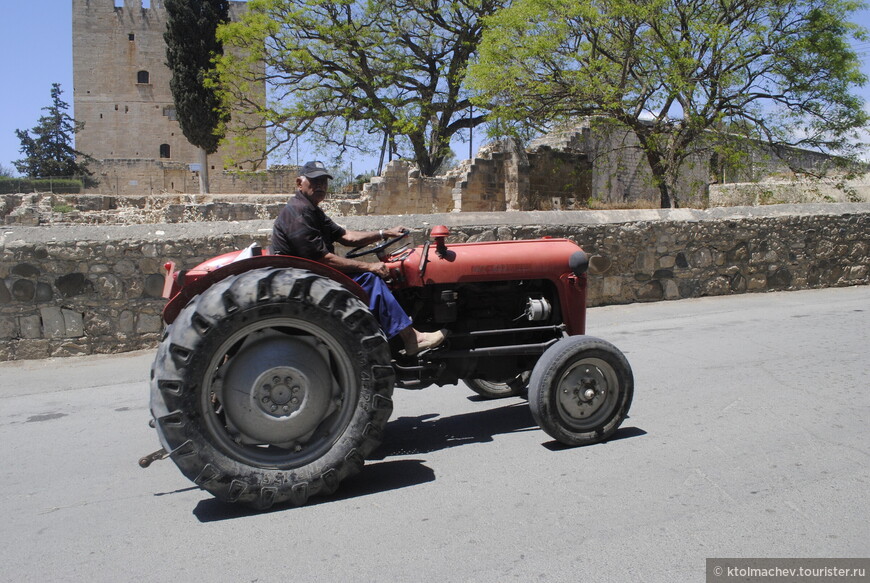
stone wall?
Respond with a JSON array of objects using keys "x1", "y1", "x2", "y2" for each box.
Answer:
[
  {"x1": 526, "y1": 148, "x2": 593, "y2": 210},
  {"x1": 362, "y1": 160, "x2": 458, "y2": 215},
  {"x1": 530, "y1": 119, "x2": 839, "y2": 207},
  {"x1": 354, "y1": 133, "x2": 856, "y2": 214},
  {"x1": 1, "y1": 204, "x2": 867, "y2": 361},
  {"x1": 0, "y1": 191, "x2": 373, "y2": 226},
  {"x1": 710, "y1": 177, "x2": 870, "y2": 206},
  {"x1": 2, "y1": 193, "x2": 288, "y2": 225},
  {"x1": 361, "y1": 142, "x2": 594, "y2": 214},
  {"x1": 86, "y1": 160, "x2": 298, "y2": 196},
  {"x1": 452, "y1": 156, "x2": 505, "y2": 212},
  {"x1": 73, "y1": 0, "x2": 265, "y2": 179}
]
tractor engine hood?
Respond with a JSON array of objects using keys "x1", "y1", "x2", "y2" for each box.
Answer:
[{"x1": 392, "y1": 234, "x2": 589, "y2": 288}]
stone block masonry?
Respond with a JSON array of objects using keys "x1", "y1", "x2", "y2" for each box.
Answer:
[
  {"x1": 0, "y1": 204, "x2": 867, "y2": 361},
  {"x1": 72, "y1": 0, "x2": 266, "y2": 181}
]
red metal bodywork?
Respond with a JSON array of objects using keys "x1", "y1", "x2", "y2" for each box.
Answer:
[
  {"x1": 162, "y1": 231, "x2": 588, "y2": 334},
  {"x1": 386, "y1": 238, "x2": 588, "y2": 335},
  {"x1": 161, "y1": 251, "x2": 367, "y2": 325}
]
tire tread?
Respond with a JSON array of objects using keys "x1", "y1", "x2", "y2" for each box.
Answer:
[{"x1": 150, "y1": 267, "x2": 395, "y2": 509}]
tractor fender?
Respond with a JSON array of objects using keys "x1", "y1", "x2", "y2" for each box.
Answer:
[{"x1": 162, "y1": 254, "x2": 368, "y2": 325}]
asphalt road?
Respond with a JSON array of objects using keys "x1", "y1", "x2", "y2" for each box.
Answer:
[{"x1": 1, "y1": 286, "x2": 868, "y2": 582}]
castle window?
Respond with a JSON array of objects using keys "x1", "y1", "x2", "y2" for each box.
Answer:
[
  {"x1": 137, "y1": 70, "x2": 150, "y2": 84},
  {"x1": 160, "y1": 144, "x2": 171, "y2": 159},
  {"x1": 128, "y1": 33, "x2": 135, "y2": 41}
]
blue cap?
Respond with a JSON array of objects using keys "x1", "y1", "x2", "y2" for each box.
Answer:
[{"x1": 299, "y1": 161, "x2": 333, "y2": 179}]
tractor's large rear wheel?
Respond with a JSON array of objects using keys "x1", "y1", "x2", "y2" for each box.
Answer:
[{"x1": 150, "y1": 267, "x2": 395, "y2": 508}]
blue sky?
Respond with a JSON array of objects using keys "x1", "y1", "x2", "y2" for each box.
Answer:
[{"x1": 2, "y1": 0, "x2": 870, "y2": 176}]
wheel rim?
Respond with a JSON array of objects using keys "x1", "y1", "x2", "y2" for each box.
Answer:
[
  {"x1": 555, "y1": 357, "x2": 619, "y2": 431},
  {"x1": 201, "y1": 316, "x2": 358, "y2": 469}
]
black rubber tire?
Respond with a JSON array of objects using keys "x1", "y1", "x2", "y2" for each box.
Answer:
[
  {"x1": 149, "y1": 267, "x2": 395, "y2": 508},
  {"x1": 464, "y1": 373, "x2": 528, "y2": 400},
  {"x1": 528, "y1": 336, "x2": 633, "y2": 446}
]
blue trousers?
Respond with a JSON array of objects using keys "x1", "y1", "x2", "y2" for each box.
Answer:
[{"x1": 353, "y1": 272, "x2": 412, "y2": 338}]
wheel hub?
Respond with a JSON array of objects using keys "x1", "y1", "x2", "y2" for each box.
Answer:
[
  {"x1": 559, "y1": 364, "x2": 608, "y2": 419},
  {"x1": 256, "y1": 368, "x2": 308, "y2": 417},
  {"x1": 219, "y1": 332, "x2": 335, "y2": 447}
]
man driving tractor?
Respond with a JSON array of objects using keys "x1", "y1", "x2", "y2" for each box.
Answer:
[{"x1": 271, "y1": 160, "x2": 446, "y2": 355}]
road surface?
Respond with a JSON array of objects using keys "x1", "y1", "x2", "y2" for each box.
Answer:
[{"x1": 1, "y1": 286, "x2": 868, "y2": 582}]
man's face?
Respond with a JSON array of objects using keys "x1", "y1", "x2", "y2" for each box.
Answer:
[{"x1": 297, "y1": 175, "x2": 329, "y2": 205}]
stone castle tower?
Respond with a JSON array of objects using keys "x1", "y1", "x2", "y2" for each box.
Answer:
[{"x1": 72, "y1": 0, "x2": 269, "y2": 194}]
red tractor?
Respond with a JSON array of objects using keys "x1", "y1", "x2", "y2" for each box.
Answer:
[{"x1": 144, "y1": 226, "x2": 633, "y2": 508}]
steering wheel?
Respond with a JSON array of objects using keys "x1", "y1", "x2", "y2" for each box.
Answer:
[{"x1": 346, "y1": 229, "x2": 410, "y2": 260}]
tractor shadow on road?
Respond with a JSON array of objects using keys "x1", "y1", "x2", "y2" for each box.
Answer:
[
  {"x1": 190, "y1": 404, "x2": 645, "y2": 521},
  {"x1": 371, "y1": 401, "x2": 540, "y2": 459},
  {"x1": 371, "y1": 401, "x2": 646, "y2": 458},
  {"x1": 540, "y1": 424, "x2": 647, "y2": 451},
  {"x1": 192, "y1": 458, "x2": 437, "y2": 521}
]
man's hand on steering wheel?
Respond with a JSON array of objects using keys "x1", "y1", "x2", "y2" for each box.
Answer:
[
  {"x1": 346, "y1": 227, "x2": 411, "y2": 260},
  {"x1": 382, "y1": 226, "x2": 409, "y2": 240}
]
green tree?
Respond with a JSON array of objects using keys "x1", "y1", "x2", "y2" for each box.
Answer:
[
  {"x1": 216, "y1": 0, "x2": 503, "y2": 176},
  {"x1": 468, "y1": 0, "x2": 869, "y2": 207},
  {"x1": 165, "y1": 0, "x2": 231, "y2": 194},
  {"x1": 14, "y1": 83, "x2": 93, "y2": 179},
  {"x1": 0, "y1": 163, "x2": 13, "y2": 178}
]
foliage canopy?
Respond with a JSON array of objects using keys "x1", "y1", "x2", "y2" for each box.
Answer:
[
  {"x1": 468, "y1": 0, "x2": 869, "y2": 207},
  {"x1": 14, "y1": 83, "x2": 93, "y2": 179},
  {"x1": 164, "y1": 0, "x2": 231, "y2": 155},
  {"x1": 216, "y1": 0, "x2": 503, "y2": 176}
]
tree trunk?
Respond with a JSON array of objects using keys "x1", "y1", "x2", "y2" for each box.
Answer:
[
  {"x1": 638, "y1": 139, "x2": 677, "y2": 208},
  {"x1": 377, "y1": 132, "x2": 388, "y2": 176},
  {"x1": 658, "y1": 183, "x2": 675, "y2": 209},
  {"x1": 198, "y1": 147, "x2": 210, "y2": 194}
]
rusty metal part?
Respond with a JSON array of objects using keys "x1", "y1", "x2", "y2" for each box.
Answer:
[{"x1": 138, "y1": 448, "x2": 168, "y2": 468}]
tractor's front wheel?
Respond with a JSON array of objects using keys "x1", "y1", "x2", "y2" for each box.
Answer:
[
  {"x1": 149, "y1": 267, "x2": 395, "y2": 508},
  {"x1": 528, "y1": 336, "x2": 633, "y2": 446}
]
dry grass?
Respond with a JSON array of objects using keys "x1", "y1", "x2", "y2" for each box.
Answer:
[{"x1": 584, "y1": 198, "x2": 666, "y2": 210}]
